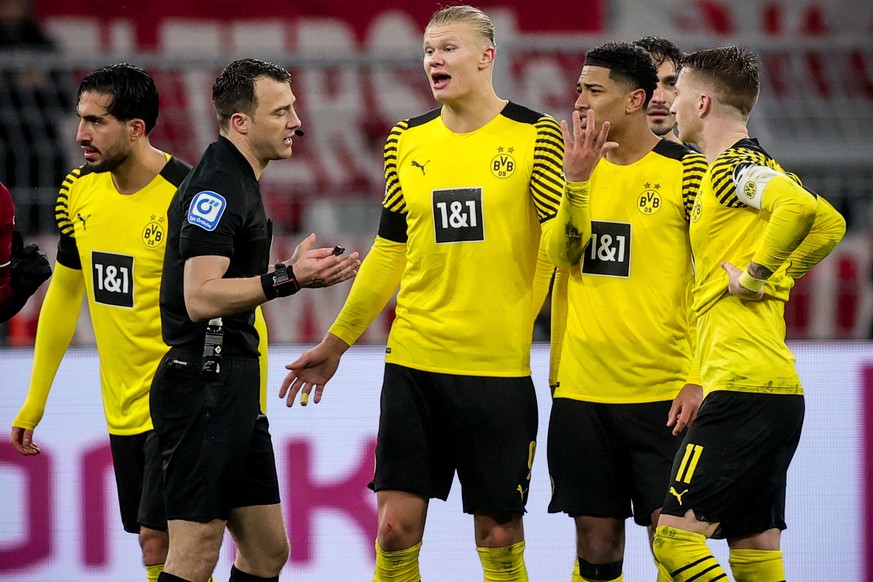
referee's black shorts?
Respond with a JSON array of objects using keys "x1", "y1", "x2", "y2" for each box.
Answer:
[
  {"x1": 370, "y1": 363, "x2": 538, "y2": 515},
  {"x1": 150, "y1": 348, "x2": 280, "y2": 522}
]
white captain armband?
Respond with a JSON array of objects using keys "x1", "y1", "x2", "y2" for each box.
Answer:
[{"x1": 732, "y1": 162, "x2": 781, "y2": 210}]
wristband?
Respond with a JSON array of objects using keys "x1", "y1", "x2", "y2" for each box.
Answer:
[
  {"x1": 737, "y1": 270, "x2": 766, "y2": 293},
  {"x1": 261, "y1": 263, "x2": 300, "y2": 300}
]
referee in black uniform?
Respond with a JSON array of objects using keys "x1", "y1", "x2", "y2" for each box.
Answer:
[{"x1": 151, "y1": 58, "x2": 359, "y2": 582}]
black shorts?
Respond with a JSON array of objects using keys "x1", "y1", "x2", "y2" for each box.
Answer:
[
  {"x1": 547, "y1": 398, "x2": 681, "y2": 526},
  {"x1": 370, "y1": 363, "x2": 538, "y2": 515},
  {"x1": 150, "y1": 348, "x2": 280, "y2": 522},
  {"x1": 660, "y1": 391, "x2": 804, "y2": 539},
  {"x1": 109, "y1": 430, "x2": 166, "y2": 533}
]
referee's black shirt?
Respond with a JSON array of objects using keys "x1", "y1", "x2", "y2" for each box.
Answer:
[{"x1": 160, "y1": 136, "x2": 271, "y2": 358}]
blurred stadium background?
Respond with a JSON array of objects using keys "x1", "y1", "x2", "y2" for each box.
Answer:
[
  {"x1": 1, "y1": 0, "x2": 872, "y2": 344},
  {"x1": 2, "y1": 1, "x2": 872, "y2": 580}
]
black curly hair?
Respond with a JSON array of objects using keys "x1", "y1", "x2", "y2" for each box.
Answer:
[{"x1": 584, "y1": 41, "x2": 659, "y2": 106}]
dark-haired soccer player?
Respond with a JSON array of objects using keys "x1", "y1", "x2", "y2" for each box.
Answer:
[
  {"x1": 547, "y1": 41, "x2": 706, "y2": 582},
  {"x1": 281, "y1": 5, "x2": 565, "y2": 581},
  {"x1": 653, "y1": 46, "x2": 846, "y2": 582},
  {"x1": 634, "y1": 36, "x2": 684, "y2": 144},
  {"x1": 10, "y1": 63, "x2": 196, "y2": 582},
  {"x1": 151, "y1": 58, "x2": 359, "y2": 582}
]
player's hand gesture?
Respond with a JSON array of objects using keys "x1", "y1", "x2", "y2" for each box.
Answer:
[
  {"x1": 10, "y1": 426, "x2": 40, "y2": 456},
  {"x1": 285, "y1": 233, "x2": 360, "y2": 289},
  {"x1": 280, "y1": 333, "x2": 349, "y2": 407},
  {"x1": 561, "y1": 109, "x2": 619, "y2": 183}
]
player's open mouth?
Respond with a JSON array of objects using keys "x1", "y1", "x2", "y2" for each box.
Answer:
[{"x1": 432, "y1": 72, "x2": 451, "y2": 89}]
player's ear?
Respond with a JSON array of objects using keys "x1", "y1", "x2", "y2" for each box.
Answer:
[
  {"x1": 128, "y1": 118, "x2": 147, "y2": 141},
  {"x1": 479, "y1": 45, "x2": 495, "y2": 69},
  {"x1": 699, "y1": 93, "x2": 711, "y2": 117},
  {"x1": 230, "y1": 112, "x2": 248, "y2": 135},
  {"x1": 628, "y1": 88, "x2": 646, "y2": 114}
]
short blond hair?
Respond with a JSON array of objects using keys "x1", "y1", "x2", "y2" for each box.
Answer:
[
  {"x1": 680, "y1": 46, "x2": 759, "y2": 116},
  {"x1": 427, "y1": 4, "x2": 496, "y2": 47}
]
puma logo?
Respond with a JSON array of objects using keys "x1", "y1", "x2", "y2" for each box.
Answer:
[
  {"x1": 516, "y1": 484, "x2": 528, "y2": 501},
  {"x1": 411, "y1": 160, "x2": 430, "y2": 175},
  {"x1": 669, "y1": 486, "x2": 689, "y2": 506},
  {"x1": 76, "y1": 213, "x2": 92, "y2": 230}
]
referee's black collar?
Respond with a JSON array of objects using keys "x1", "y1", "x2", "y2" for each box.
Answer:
[{"x1": 215, "y1": 135, "x2": 258, "y2": 182}]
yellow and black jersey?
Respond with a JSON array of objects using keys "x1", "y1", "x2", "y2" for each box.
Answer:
[
  {"x1": 54, "y1": 155, "x2": 190, "y2": 434},
  {"x1": 689, "y1": 138, "x2": 843, "y2": 396},
  {"x1": 691, "y1": 139, "x2": 803, "y2": 314},
  {"x1": 554, "y1": 140, "x2": 706, "y2": 403},
  {"x1": 330, "y1": 101, "x2": 564, "y2": 376}
]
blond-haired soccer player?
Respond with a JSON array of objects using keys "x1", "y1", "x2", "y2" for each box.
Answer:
[
  {"x1": 652, "y1": 46, "x2": 846, "y2": 582},
  {"x1": 547, "y1": 41, "x2": 706, "y2": 582},
  {"x1": 280, "y1": 5, "x2": 565, "y2": 581}
]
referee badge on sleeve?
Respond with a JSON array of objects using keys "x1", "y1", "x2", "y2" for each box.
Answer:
[{"x1": 187, "y1": 191, "x2": 227, "y2": 231}]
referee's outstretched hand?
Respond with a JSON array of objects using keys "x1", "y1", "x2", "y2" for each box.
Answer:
[
  {"x1": 284, "y1": 233, "x2": 360, "y2": 289},
  {"x1": 280, "y1": 333, "x2": 350, "y2": 407}
]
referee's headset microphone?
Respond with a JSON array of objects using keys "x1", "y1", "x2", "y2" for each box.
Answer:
[{"x1": 294, "y1": 129, "x2": 304, "y2": 136}]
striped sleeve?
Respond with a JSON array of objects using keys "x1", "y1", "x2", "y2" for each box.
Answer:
[
  {"x1": 55, "y1": 167, "x2": 81, "y2": 237},
  {"x1": 681, "y1": 151, "x2": 707, "y2": 221},
  {"x1": 382, "y1": 120, "x2": 408, "y2": 214},
  {"x1": 55, "y1": 168, "x2": 83, "y2": 269},
  {"x1": 531, "y1": 115, "x2": 565, "y2": 222}
]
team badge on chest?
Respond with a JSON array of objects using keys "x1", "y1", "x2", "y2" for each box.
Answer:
[
  {"x1": 637, "y1": 183, "x2": 663, "y2": 215},
  {"x1": 142, "y1": 214, "x2": 166, "y2": 248},
  {"x1": 490, "y1": 146, "x2": 516, "y2": 179}
]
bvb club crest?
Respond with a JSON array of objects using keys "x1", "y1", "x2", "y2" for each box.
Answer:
[
  {"x1": 691, "y1": 196, "x2": 702, "y2": 223},
  {"x1": 637, "y1": 183, "x2": 662, "y2": 215},
  {"x1": 142, "y1": 215, "x2": 166, "y2": 248},
  {"x1": 491, "y1": 146, "x2": 516, "y2": 179}
]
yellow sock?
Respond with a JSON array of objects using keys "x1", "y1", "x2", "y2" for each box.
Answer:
[
  {"x1": 654, "y1": 556, "x2": 674, "y2": 582},
  {"x1": 729, "y1": 548, "x2": 785, "y2": 582},
  {"x1": 374, "y1": 540, "x2": 421, "y2": 582},
  {"x1": 476, "y1": 541, "x2": 528, "y2": 582},
  {"x1": 146, "y1": 564, "x2": 163, "y2": 582},
  {"x1": 653, "y1": 526, "x2": 729, "y2": 581},
  {"x1": 572, "y1": 559, "x2": 584, "y2": 582}
]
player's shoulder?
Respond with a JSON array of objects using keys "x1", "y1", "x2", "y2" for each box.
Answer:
[
  {"x1": 653, "y1": 139, "x2": 706, "y2": 165},
  {"x1": 715, "y1": 138, "x2": 774, "y2": 171},
  {"x1": 386, "y1": 107, "x2": 441, "y2": 149},
  {"x1": 161, "y1": 156, "x2": 193, "y2": 187},
  {"x1": 500, "y1": 101, "x2": 548, "y2": 124},
  {"x1": 59, "y1": 165, "x2": 96, "y2": 201},
  {"x1": 401, "y1": 107, "x2": 442, "y2": 130}
]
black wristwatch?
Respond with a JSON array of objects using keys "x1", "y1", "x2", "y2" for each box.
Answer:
[{"x1": 261, "y1": 263, "x2": 300, "y2": 299}]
